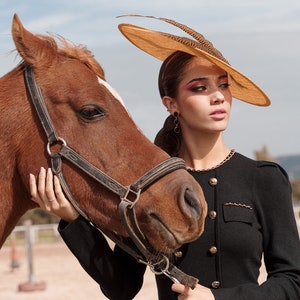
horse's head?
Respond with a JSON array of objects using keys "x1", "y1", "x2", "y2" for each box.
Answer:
[{"x1": 3, "y1": 14, "x2": 207, "y2": 253}]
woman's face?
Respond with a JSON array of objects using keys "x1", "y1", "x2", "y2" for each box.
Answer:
[{"x1": 169, "y1": 57, "x2": 232, "y2": 135}]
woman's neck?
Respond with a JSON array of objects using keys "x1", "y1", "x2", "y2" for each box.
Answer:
[{"x1": 178, "y1": 132, "x2": 231, "y2": 171}]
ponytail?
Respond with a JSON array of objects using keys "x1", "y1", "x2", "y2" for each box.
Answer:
[{"x1": 154, "y1": 115, "x2": 181, "y2": 157}]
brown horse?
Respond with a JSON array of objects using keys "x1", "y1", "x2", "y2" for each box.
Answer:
[{"x1": 0, "y1": 14, "x2": 206, "y2": 259}]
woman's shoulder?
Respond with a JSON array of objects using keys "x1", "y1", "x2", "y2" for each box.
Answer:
[{"x1": 234, "y1": 152, "x2": 289, "y2": 181}]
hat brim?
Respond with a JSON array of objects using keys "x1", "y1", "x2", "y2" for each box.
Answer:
[{"x1": 118, "y1": 23, "x2": 271, "y2": 107}]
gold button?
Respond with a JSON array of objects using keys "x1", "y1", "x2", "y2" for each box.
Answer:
[
  {"x1": 174, "y1": 251, "x2": 182, "y2": 258},
  {"x1": 209, "y1": 246, "x2": 218, "y2": 254},
  {"x1": 209, "y1": 177, "x2": 218, "y2": 186},
  {"x1": 208, "y1": 210, "x2": 217, "y2": 219},
  {"x1": 211, "y1": 281, "x2": 220, "y2": 289}
]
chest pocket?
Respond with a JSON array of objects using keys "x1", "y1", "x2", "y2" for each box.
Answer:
[{"x1": 223, "y1": 202, "x2": 254, "y2": 224}]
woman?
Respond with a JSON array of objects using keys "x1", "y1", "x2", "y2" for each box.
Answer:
[{"x1": 29, "y1": 16, "x2": 300, "y2": 299}]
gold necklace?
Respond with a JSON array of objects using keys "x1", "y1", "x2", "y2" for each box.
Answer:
[{"x1": 186, "y1": 149, "x2": 235, "y2": 172}]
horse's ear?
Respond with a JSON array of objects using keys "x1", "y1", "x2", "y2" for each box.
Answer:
[{"x1": 11, "y1": 14, "x2": 55, "y2": 67}]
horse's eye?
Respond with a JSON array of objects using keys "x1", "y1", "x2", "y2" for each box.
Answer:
[{"x1": 79, "y1": 105, "x2": 106, "y2": 121}]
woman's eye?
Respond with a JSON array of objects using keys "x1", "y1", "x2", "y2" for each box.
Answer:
[
  {"x1": 219, "y1": 83, "x2": 230, "y2": 89},
  {"x1": 191, "y1": 85, "x2": 206, "y2": 92},
  {"x1": 79, "y1": 105, "x2": 106, "y2": 121}
]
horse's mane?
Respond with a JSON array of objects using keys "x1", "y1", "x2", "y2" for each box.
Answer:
[{"x1": 21, "y1": 33, "x2": 105, "y2": 79}]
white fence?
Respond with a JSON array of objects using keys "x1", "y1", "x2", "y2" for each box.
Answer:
[{"x1": 8, "y1": 223, "x2": 60, "y2": 245}]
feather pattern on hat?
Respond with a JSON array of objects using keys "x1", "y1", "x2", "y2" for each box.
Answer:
[{"x1": 117, "y1": 14, "x2": 229, "y2": 64}]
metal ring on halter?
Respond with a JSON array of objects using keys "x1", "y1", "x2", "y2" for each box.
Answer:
[
  {"x1": 149, "y1": 255, "x2": 170, "y2": 275},
  {"x1": 149, "y1": 255, "x2": 180, "y2": 284},
  {"x1": 46, "y1": 137, "x2": 67, "y2": 156}
]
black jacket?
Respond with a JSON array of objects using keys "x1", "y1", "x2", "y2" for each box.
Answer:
[{"x1": 59, "y1": 152, "x2": 300, "y2": 299}]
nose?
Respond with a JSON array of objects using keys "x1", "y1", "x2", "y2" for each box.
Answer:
[
  {"x1": 180, "y1": 186, "x2": 202, "y2": 221},
  {"x1": 211, "y1": 90, "x2": 225, "y2": 104}
]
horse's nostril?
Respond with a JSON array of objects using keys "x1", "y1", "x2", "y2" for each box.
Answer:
[{"x1": 183, "y1": 188, "x2": 201, "y2": 219}]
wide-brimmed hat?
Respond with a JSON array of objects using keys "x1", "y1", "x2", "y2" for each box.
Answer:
[{"x1": 118, "y1": 15, "x2": 270, "y2": 106}]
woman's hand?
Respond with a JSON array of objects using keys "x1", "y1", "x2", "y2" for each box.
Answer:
[
  {"x1": 29, "y1": 167, "x2": 79, "y2": 222},
  {"x1": 172, "y1": 283, "x2": 215, "y2": 300}
]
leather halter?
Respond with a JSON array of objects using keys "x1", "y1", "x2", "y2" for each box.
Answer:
[{"x1": 24, "y1": 66, "x2": 198, "y2": 288}]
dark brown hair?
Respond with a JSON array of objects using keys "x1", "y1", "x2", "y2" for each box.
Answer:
[{"x1": 154, "y1": 51, "x2": 195, "y2": 156}]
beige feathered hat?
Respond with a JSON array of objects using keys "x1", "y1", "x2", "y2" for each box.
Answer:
[{"x1": 118, "y1": 15, "x2": 270, "y2": 106}]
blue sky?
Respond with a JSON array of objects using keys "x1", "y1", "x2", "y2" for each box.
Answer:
[{"x1": 0, "y1": 0, "x2": 299, "y2": 158}]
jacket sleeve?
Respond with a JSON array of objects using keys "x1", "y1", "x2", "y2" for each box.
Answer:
[
  {"x1": 213, "y1": 162, "x2": 300, "y2": 300},
  {"x1": 58, "y1": 216, "x2": 146, "y2": 300}
]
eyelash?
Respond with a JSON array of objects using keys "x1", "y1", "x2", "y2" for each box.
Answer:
[
  {"x1": 191, "y1": 83, "x2": 230, "y2": 92},
  {"x1": 220, "y1": 83, "x2": 230, "y2": 89}
]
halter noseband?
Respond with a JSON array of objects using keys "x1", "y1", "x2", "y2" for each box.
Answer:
[{"x1": 24, "y1": 66, "x2": 198, "y2": 288}]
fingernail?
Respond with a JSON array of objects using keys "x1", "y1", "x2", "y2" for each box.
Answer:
[{"x1": 47, "y1": 168, "x2": 52, "y2": 174}]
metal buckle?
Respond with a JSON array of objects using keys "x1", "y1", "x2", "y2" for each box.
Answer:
[{"x1": 121, "y1": 186, "x2": 141, "y2": 208}]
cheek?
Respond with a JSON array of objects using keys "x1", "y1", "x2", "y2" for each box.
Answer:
[
  {"x1": 226, "y1": 89, "x2": 233, "y2": 104},
  {"x1": 178, "y1": 94, "x2": 207, "y2": 112},
  {"x1": 226, "y1": 96, "x2": 233, "y2": 110},
  {"x1": 179, "y1": 98, "x2": 208, "y2": 122}
]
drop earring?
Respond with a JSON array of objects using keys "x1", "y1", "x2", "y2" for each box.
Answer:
[{"x1": 173, "y1": 112, "x2": 180, "y2": 133}]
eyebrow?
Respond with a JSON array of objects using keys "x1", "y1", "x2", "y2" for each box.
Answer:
[{"x1": 186, "y1": 74, "x2": 228, "y2": 85}]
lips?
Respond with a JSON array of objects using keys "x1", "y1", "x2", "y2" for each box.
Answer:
[{"x1": 210, "y1": 109, "x2": 227, "y2": 120}]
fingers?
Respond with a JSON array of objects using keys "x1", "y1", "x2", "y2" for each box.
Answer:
[
  {"x1": 172, "y1": 283, "x2": 191, "y2": 299},
  {"x1": 172, "y1": 283, "x2": 190, "y2": 294},
  {"x1": 44, "y1": 167, "x2": 56, "y2": 203},
  {"x1": 29, "y1": 167, "x2": 57, "y2": 209},
  {"x1": 172, "y1": 283, "x2": 215, "y2": 300},
  {"x1": 37, "y1": 166, "x2": 47, "y2": 197},
  {"x1": 29, "y1": 173, "x2": 41, "y2": 205},
  {"x1": 53, "y1": 175, "x2": 66, "y2": 204},
  {"x1": 29, "y1": 167, "x2": 80, "y2": 222}
]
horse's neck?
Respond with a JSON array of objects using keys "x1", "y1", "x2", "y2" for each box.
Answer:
[
  {"x1": 0, "y1": 160, "x2": 37, "y2": 249},
  {"x1": 0, "y1": 174, "x2": 34, "y2": 247},
  {"x1": 0, "y1": 71, "x2": 35, "y2": 248}
]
